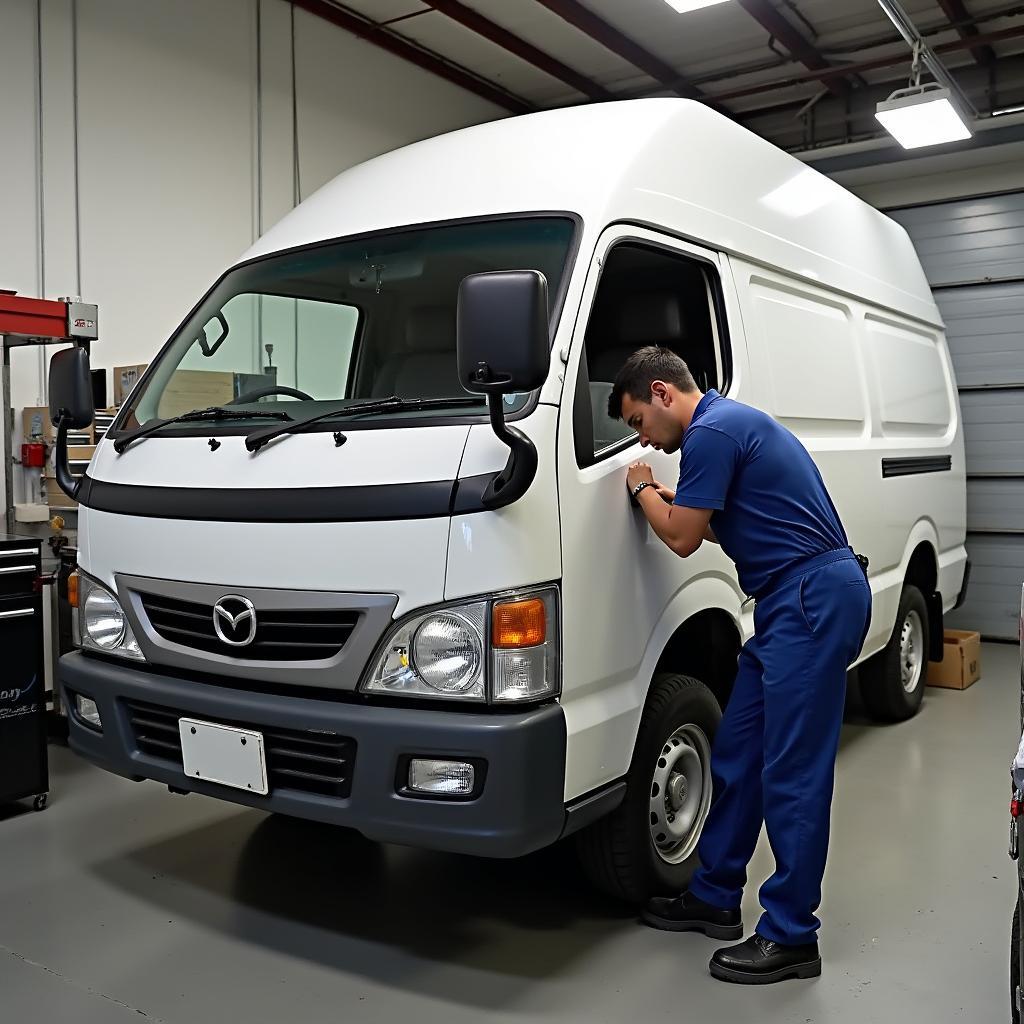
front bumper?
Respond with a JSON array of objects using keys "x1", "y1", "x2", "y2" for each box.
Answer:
[{"x1": 60, "y1": 651, "x2": 568, "y2": 858}]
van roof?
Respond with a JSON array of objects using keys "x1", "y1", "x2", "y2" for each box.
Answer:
[{"x1": 245, "y1": 99, "x2": 941, "y2": 327}]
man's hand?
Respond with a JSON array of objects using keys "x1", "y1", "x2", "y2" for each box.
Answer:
[
  {"x1": 626, "y1": 463, "x2": 713, "y2": 557},
  {"x1": 626, "y1": 461, "x2": 655, "y2": 492},
  {"x1": 624, "y1": 462, "x2": 714, "y2": 556}
]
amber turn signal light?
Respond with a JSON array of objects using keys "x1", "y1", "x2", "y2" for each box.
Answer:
[{"x1": 492, "y1": 597, "x2": 546, "y2": 649}]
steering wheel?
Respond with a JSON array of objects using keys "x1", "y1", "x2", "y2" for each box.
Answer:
[{"x1": 229, "y1": 385, "x2": 314, "y2": 405}]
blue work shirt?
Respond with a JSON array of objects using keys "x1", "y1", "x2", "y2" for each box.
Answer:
[{"x1": 674, "y1": 390, "x2": 849, "y2": 597}]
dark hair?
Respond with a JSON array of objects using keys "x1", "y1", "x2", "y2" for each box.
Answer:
[{"x1": 607, "y1": 346, "x2": 697, "y2": 420}]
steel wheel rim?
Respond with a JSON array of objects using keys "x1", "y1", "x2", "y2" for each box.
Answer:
[
  {"x1": 649, "y1": 723, "x2": 712, "y2": 865},
  {"x1": 900, "y1": 608, "x2": 924, "y2": 694}
]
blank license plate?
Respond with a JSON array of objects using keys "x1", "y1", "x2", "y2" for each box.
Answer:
[{"x1": 179, "y1": 718, "x2": 268, "y2": 796}]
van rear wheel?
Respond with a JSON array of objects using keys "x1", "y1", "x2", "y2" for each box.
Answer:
[
  {"x1": 575, "y1": 673, "x2": 721, "y2": 905},
  {"x1": 860, "y1": 584, "x2": 929, "y2": 722}
]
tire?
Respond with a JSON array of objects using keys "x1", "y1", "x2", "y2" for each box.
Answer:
[
  {"x1": 575, "y1": 673, "x2": 721, "y2": 904},
  {"x1": 1012, "y1": 899, "x2": 1021, "y2": 1024},
  {"x1": 861, "y1": 584, "x2": 929, "y2": 723}
]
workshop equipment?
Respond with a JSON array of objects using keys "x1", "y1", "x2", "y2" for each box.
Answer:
[{"x1": 0, "y1": 290, "x2": 98, "y2": 533}]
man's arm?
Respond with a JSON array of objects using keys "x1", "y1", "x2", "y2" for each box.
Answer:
[
  {"x1": 655, "y1": 480, "x2": 717, "y2": 543},
  {"x1": 636, "y1": 486, "x2": 713, "y2": 558}
]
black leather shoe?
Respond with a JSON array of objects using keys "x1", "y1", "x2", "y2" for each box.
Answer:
[
  {"x1": 641, "y1": 891, "x2": 743, "y2": 939},
  {"x1": 709, "y1": 934, "x2": 821, "y2": 984}
]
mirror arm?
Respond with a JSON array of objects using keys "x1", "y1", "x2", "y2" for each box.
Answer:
[
  {"x1": 52, "y1": 414, "x2": 82, "y2": 501},
  {"x1": 480, "y1": 393, "x2": 538, "y2": 510}
]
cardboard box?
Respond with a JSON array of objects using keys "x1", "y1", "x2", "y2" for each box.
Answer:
[
  {"x1": 45, "y1": 445, "x2": 95, "y2": 475},
  {"x1": 157, "y1": 369, "x2": 235, "y2": 419},
  {"x1": 22, "y1": 406, "x2": 54, "y2": 442},
  {"x1": 23, "y1": 407, "x2": 93, "y2": 446},
  {"x1": 14, "y1": 503, "x2": 50, "y2": 524},
  {"x1": 114, "y1": 364, "x2": 148, "y2": 406},
  {"x1": 44, "y1": 477, "x2": 78, "y2": 510},
  {"x1": 927, "y1": 629, "x2": 982, "y2": 690}
]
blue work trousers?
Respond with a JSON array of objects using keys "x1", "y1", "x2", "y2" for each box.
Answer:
[{"x1": 688, "y1": 549, "x2": 872, "y2": 945}]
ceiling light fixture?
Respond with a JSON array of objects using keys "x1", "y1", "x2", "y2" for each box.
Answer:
[
  {"x1": 875, "y1": 84, "x2": 972, "y2": 149},
  {"x1": 662, "y1": 0, "x2": 731, "y2": 12},
  {"x1": 874, "y1": 38, "x2": 972, "y2": 150}
]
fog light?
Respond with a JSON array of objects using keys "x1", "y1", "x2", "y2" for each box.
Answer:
[
  {"x1": 75, "y1": 694, "x2": 102, "y2": 730},
  {"x1": 407, "y1": 759, "x2": 475, "y2": 796}
]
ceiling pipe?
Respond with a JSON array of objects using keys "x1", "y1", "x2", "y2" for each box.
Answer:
[
  {"x1": 875, "y1": 0, "x2": 979, "y2": 116},
  {"x1": 935, "y1": 0, "x2": 997, "y2": 66},
  {"x1": 291, "y1": 0, "x2": 533, "y2": 115},
  {"x1": 704, "y1": 22, "x2": 1024, "y2": 104},
  {"x1": 735, "y1": 0, "x2": 851, "y2": 96},
  {"x1": 422, "y1": 1, "x2": 614, "y2": 101},
  {"x1": 531, "y1": 0, "x2": 709, "y2": 102}
]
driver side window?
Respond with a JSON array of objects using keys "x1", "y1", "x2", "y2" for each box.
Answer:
[
  {"x1": 153, "y1": 293, "x2": 359, "y2": 419},
  {"x1": 574, "y1": 241, "x2": 728, "y2": 468}
]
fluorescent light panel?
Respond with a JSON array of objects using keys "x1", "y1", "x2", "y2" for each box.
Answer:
[
  {"x1": 663, "y1": 0, "x2": 731, "y2": 12},
  {"x1": 875, "y1": 88, "x2": 972, "y2": 150}
]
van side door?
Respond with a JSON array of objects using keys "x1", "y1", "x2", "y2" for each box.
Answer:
[{"x1": 555, "y1": 225, "x2": 748, "y2": 800}]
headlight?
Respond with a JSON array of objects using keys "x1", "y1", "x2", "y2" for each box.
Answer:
[
  {"x1": 412, "y1": 612, "x2": 483, "y2": 693},
  {"x1": 361, "y1": 586, "x2": 559, "y2": 703},
  {"x1": 364, "y1": 602, "x2": 487, "y2": 701},
  {"x1": 84, "y1": 588, "x2": 125, "y2": 649},
  {"x1": 77, "y1": 574, "x2": 145, "y2": 662}
]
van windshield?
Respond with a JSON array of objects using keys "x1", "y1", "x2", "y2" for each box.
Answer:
[{"x1": 120, "y1": 217, "x2": 576, "y2": 433}]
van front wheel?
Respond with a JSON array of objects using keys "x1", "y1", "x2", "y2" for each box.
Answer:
[
  {"x1": 575, "y1": 673, "x2": 721, "y2": 905},
  {"x1": 860, "y1": 584, "x2": 929, "y2": 722}
]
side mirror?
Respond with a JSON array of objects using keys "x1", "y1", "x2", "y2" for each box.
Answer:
[
  {"x1": 48, "y1": 347, "x2": 94, "y2": 501},
  {"x1": 457, "y1": 270, "x2": 550, "y2": 395},
  {"x1": 455, "y1": 271, "x2": 550, "y2": 511},
  {"x1": 49, "y1": 347, "x2": 94, "y2": 429}
]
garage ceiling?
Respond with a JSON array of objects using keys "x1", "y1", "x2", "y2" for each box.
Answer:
[{"x1": 295, "y1": 0, "x2": 1024, "y2": 150}]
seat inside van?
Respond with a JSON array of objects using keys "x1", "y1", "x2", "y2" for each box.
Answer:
[{"x1": 371, "y1": 305, "x2": 462, "y2": 398}]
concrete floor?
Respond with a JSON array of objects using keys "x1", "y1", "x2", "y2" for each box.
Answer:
[{"x1": 0, "y1": 643, "x2": 1019, "y2": 1024}]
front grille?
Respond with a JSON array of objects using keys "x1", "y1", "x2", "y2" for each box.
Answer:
[
  {"x1": 139, "y1": 592, "x2": 359, "y2": 662},
  {"x1": 124, "y1": 699, "x2": 356, "y2": 799}
]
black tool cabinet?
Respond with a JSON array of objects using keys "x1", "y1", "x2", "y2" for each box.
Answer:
[{"x1": 0, "y1": 536, "x2": 48, "y2": 811}]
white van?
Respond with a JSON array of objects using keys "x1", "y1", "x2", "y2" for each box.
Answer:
[{"x1": 52, "y1": 99, "x2": 968, "y2": 902}]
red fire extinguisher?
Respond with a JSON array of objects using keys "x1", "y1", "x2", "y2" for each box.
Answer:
[{"x1": 21, "y1": 443, "x2": 46, "y2": 468}]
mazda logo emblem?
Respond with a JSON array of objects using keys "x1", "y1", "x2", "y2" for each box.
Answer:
[{"x1": 212, "y1": 596, "x2": 257, "y2": 647}]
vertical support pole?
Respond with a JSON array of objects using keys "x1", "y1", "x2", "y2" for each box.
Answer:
[{"x1": 3, "y1": 340, "x2": 15, "y2": 535}]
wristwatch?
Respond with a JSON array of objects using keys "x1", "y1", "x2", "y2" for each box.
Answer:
[{"x1": 631, "y1": 481, "x2": 653, "y2": 498}]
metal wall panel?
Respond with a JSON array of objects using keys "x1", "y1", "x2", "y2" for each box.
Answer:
[
  {"x1": 947, "y1": 535, "x2": 1024, "y2": 640},
  {"x1": 935, "y1": 283, "x2": 1024, "y2": 389},
  {"x1": 958, "y1": 389, "x2": 1024, "y2": 477},
  {"x1": 966, "y1": 479, "x2": 1024, "y2": 534},
  {"x1": 889, "y1": 193, "x2": 1024, "y2": 287},
  {"x1": 889, "y1": 191, "x2": 1024, "y2": 638}
]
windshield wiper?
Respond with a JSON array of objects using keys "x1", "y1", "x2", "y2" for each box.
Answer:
[
  {"x1": 244, "y1": 396, "x2": 487, "y2": 452},
  {"x1": 114, "y1": 406, "x2": 294, "y2": 455}
]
